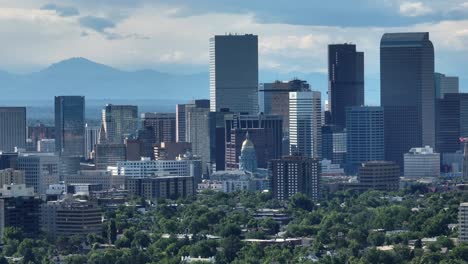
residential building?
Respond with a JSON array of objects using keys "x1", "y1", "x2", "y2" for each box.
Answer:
[
  {"x1": 111, "y1": 158, "x2": 191, "y2": 178},
  {"x1": 271, "y1": 154, "x2": 320, "y2": 201},
  {"x1": 0, "y1": 169, "x2": 25, "y2": 186},
  {"x1": 459, "y1": 202, "x2": 468, "y2": 243},
  {"x1": 125, "y1": 176, "x2": 194, "y2": 200},
  {"x1": 358, "y1": 161, "x2": 400, "y2": 192}
]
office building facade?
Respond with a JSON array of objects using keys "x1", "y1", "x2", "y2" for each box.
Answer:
[
  {"x1": 404, "y1": 146, "x2": 440, "y2": 179},
  {"x1": 94, "y1": 143, "x2": 126, "y2": 170},
  {"x1": 435, "y1": 93, "x2": 468, "y2": 154},
  {"x1": 357, "y1": 161, "x2": 400, "y2": 192},
  {"x1": 125, "y1": 176, "x2": 194, "y2": 200},
  {"x1": 101, "y1": 104, "x2": 138, "y2": 144},
  {"x1": 0, "y1": 107, "x2": 26, "y2": 152},
  {"x1": 84, "y1": 124, "x2": 100, "y2": 160},
  {"x1": 289, "y1": 91, "x2": 322, "y2": 158},
  {"x1": 434, "y1": 72, "x2": 459, "y2": 99},
  {"x1": 55, "y1": 96, "x2": 85, "y2": 157},
  {"x1": 16, "y1": 153, "x2": 60, "y2": 194},
  {"x1": 186, "y1": 101, "x2": 213, "y2": 173},
  {"x1": 346, "y1": 106, "x2": 384, "y2": 173},
  {"x1": 380, "y1": 33, "x2": 435, "y2": 168},
  {"x1": 210, "y1": 34, "x2": 258, "y2": 114},
  {"x1": 111, "y1": 158, "x2": 191, "y2": 178},
  {"x1": 328, "y1": 44, "x2": 364, "y2": 129}
]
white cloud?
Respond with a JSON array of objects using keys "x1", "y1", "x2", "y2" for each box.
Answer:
[{"x1": 399, "y1": 2, "x2": 433, "y2": 17}]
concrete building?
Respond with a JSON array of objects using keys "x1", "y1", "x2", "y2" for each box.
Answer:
[
  {"x1": 358, "y1": 161, "x2": 400, "y2": 192},
  {"x1": 289, "y1": 90, "x2": 322, "y2": 158},
  {"x1": 271, "y1": 154, "x2": 320, "y2": 201},
  {"x1": 434, "y1": 72, "x2": 459, "y2": 99},
  {"x1": 65, "y1": 170, "x2": 125, "y2": 190},
  {"x1": 154, "y1": 142, "x2": 192, "y2": 160},
  {"x1": 111, "y1": 158, "x2": 191, "y2": 178},
  {"x1": 186, "y1": 101, "x2": 213, "y2": 173},
  {"x1": 404, "y1": 146, "x2": 440, "y2": 179},
  {"x1": 459, "y1": 202, "x2": 468, "y2": 243},
  {"x1": 259, "y1": 79, "x2": 310, "y2": 132},
  {"x1": 84, "y1": 124, "x2": 99, "y2": 160},
  {"x1": 28, "y1": 124, "x2": 55, "y2": 146},
  {"x1": 0, "y1": 107, "x2": 26, "y2": 152},
  {"x1": 55, "y1": 96, "x2": 85, "y2": 157},
  {"x1": 210, "y1": 34, "x2": 258, "y2": 114},
  {"x1": 0, "y1": 169, "x2": 25, "y2": 186},
  {"x1": 328, "y1": 44, "x2": 364, "y2": 130},
  {"x1": 0, "y1": 184, "x2": 40, "y2": 238},
  {"x1": 346, "y1": 106, "x2": 384, "y2": 173},
  {"x1": 41, "y1": 197, "x2": 102, "y2": 238},
  {"x1": 142, "y1": 112, "x2": 176, "y2": 145},
  {"x1": 101, "y1": 104, "x2": 138, "y2": 144},
  {"x1": 125, "y1": 176, "x2": 194, "y2": 200},
  {"x1": 125, "y1": 138, "x2": 143, "y2": 161},
  {"x1": 176, "y1": 104, "x2": 187, "y2": 142},
  {"x1": 37, "y1": 139, "x2": 55, "y2": 153},
  {"x1": 0, "y1": 152, "x2": 18, "y2": 170},
  {"x1": 321, "y1": 125, "x2": 347, "y2": 165},
  {"x1": 380, "y1": 33, "x2": 435, "y2": 168},
  {"x1": 94, "y1": 143, "x2": 126, "y2": 170},
  {"x1": 16, "y1": 153, "x2": 60, "y2": 194}
]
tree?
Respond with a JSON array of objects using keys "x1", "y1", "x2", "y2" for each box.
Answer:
[
  {"x1": 108, "y1": 219, "x2": 117, "y2": 244},
  {"x1": 65, "y1": 255, "x2": 88, "y2": 264},
  {"x1": 3, "y1": 227, "x2": 23, "y2": 243},
  {"x1": 218, "y1": 236, "x2": 242, "y2": 263},
  {"x1": 290, "y1": 193, "x2": 314, "y2": 211},
  {"x1": 219, "y1": 223, "x2": 241, "y2": 238},
  {"x1": 132, "y1": 231, "x2": 151, "y2": 249},
  {"x1": 367, "y1": 232, "x2": 385, "y2": 247}
]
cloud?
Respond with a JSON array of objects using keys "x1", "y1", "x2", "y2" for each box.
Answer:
[
  {"x1": 41, "y1": 3, "x2": 79, "y2": 17},
  {"x1": 79, "y1": 16, "x2": 115, "y2": 33},
  {"x1": 399, "y1": 2, "x2": 433, "y2": 17}
]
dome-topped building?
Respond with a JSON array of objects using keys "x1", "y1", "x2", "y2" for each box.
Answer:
[{"x1": 239, "y1": 132, "x2": 257, "y2": 172}]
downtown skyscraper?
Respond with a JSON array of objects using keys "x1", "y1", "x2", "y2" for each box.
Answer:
[
  {"x1": 0, "y1": 107, "x2": 26, "y2": 152},
  {"x1": 380, "y1": 32, "x2": 435, "y2": 167},
  {"x1": 209, "y1": 34, "x2": 258, "y2": 114},
  {"x1": 101, "y1": 104, "x2": 138, "y2": 144},
  {"x1": 54, "y1": 96, "x2": 85, "y2": 157},
  {"x1": 328, "y1": 44, "x2": 364, "y2": 129}
]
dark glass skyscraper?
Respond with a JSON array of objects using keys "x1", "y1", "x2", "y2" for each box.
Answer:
[
  {"x1": 380, "y1": 32, "x2": 435, "y2": 167},
  {"x1": 435, "y1": 93, "x2": 468, "y2": 154},
  {"x1": 328, "y1": 44, "x2": 364, "y2": 129},
  {"x1": 55, "y1": 96, "x2": 85, "y2": 157},
  {"x1": 209, "y1": 34, "x2": 258, "y2": 114},
  {"x1": 0, "y1": 107, "x2": 26, "y2": 152}
]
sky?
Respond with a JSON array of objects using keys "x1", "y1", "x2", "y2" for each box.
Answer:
[{"x1": 0, "y1": 0, "x2": 467, "y2": 93}]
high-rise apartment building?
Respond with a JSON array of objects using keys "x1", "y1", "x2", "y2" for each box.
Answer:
[
  {"x1": 210, "y1": 34, "x2": 258, "y2": 114},
  {"x1": 55, "y1": 96, "x2": 85, "y2": 157},
  {"x1": 380, "y1": 33, "x2": 435, "y2": 168},
  {"x1": 271, "y1": 154, "x2": 320, "y2": 201},
  {"x1": 434, "y1": 72, "x2": 459, "y2": 99},
  {"x1": 101, "y1": 104, "x2": 138, "y2": 144},
  {"x1": 289, "y1": 90, "x2": 322, "y2": 158},
  {"x1": 328, "y1": 44, "x2": 364, "y2": 129},
  {"x1": 0, "y1": 107, "x2": 26, "y2": 152},
  {"x1": 346, "y1": 106, "x2": 384, "y2": 173}
]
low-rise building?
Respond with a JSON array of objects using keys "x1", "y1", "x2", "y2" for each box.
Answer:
[
  {"x1": 459, "y1": 202, "x2": 468, "y2": 243},
  {"x1": 404, "y1": 146, "x2": 440, "y2": 179},
  {"x1": 125, "y1": 176, "x2": 194, "y2": 200},
  {"x1": 41, "y1": 197, "x2": 102, "y2": 238},
  {"x1": 65, "y1": 170, "x2": 125, "y2": 190}
]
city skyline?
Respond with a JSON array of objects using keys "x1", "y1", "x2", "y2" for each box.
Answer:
[{"x1": 0, "y1": 1, "x2": 466, "y2": 96}]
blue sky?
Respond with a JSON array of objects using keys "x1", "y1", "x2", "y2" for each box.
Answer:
[{"x1": 0, "y1": 0, "x2": 467, "y2": 103}]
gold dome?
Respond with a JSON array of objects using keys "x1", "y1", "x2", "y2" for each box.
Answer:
[{"x1": 241, "y1": 132, "x2": 254, "y2": 150}]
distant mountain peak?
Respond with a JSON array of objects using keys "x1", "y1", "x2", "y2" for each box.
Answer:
[{"x1": 43, "y1": 57, "x2": 118, "y2": 74}]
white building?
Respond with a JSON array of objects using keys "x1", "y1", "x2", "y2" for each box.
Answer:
[
  {"x1": 109, "y1": 157, "x2": 191, "y2": 178},
  {"x1": 289, "y1": 91, "x2": 322, "y2": 158},
  {"x1": 16, "y1": 153, "x2": 60, "y2": 194},
  {"x1": 404, "y1": 146, "x2": 440, "y2": 179},
  {"x1": 37, "y1": 139, "x2": 55, "y2": 153},
  {"x1": 459, "y1": 202, "x2": 468, "y2": 243}
]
